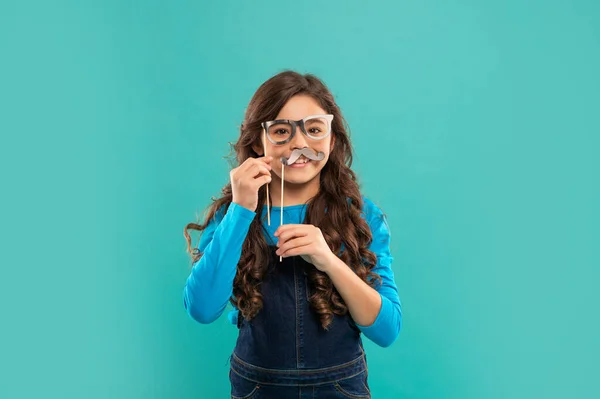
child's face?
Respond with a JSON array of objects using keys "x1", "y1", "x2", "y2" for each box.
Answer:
[{"x1": 260, "y1": 94, "x2": 335, "y2": 185}]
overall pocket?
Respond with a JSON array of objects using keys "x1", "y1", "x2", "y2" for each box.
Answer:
[
  {"x1": 229, "y1": 368, "x2": 260, "y2": 399},
  {"x1": 333, "y1": 370, "x2": 371, "y2": 399}
]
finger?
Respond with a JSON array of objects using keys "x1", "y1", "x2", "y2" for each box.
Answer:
[
  {"x1": 252, "y1": 174, "x2": 272, "y2": 188},
  {"x1": 254, "y1": 165, "x2": 272, "y2": 178},
  {"x1": 256, "y1": 156, "x2": 273, "y2": 169},
  {"x1": 245, "y1": 161, "x2": 272, "y2": 176},
  {"x1": 280, "y1": 243, "x2": 312, "y2": 258},
  {"x1": 246, "y1": 163, "x2": 271, "y2": 179},
  {"x1": 242, "y1": 156, "x2": 273, "y2": 173},
  {"x1": 274, "y1": 224, "x2": 303, "y2": 237},
  {"x1": 277, "y1": 226, "x2": 310, "y2": 243},
  {"x1": 277, "y1": 236, "x2": 312, "y2": 255},
  {"x1": 259, "y1": 155, "x2": 273, "y2": 164}
]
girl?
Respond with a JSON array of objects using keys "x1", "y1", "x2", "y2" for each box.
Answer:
[{"x1": 183, "y1": 70, "x2": 402, "y2": 398}]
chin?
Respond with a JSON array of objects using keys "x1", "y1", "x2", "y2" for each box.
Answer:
[
  {"x1": 285, "y1": 171, "x2": 321, "y2": 185},
  {"x1": 284, "y1": 176, "x2": 315, "y2": 185}
]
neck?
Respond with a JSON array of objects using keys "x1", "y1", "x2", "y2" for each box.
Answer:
[{"x1": 267, "y1": 172, "x2": 320, "y2": 207}]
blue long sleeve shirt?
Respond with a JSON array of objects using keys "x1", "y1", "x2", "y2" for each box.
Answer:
[{"x1": 183, "y1": 196, "x2": 402, "y2": 347}]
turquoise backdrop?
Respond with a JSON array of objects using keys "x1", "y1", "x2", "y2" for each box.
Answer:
[{"x1": 1, "y1": 1, "x2": 598, "y2": 398}]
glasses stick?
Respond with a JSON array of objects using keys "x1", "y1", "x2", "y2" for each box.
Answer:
[{"x1": 263, "y1": 128, "x2": 270, "y2": 226}]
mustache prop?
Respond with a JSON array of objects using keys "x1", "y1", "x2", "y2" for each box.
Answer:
[{"x1": 281, "y1": 147, "x2": 326, "y2": 165}]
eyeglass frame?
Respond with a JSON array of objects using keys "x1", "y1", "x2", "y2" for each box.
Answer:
[{"x1": 261, "y1": 114, "x2": 334, "y2": 145}]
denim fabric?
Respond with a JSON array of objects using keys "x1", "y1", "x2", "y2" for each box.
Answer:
[{"x1": 230, "y1": 247, "x2": 371, "y2": 398}]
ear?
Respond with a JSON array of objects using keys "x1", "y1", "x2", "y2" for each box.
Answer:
[
  {"x1": 252, "y1": 142, "x2": 264, "y2": 156},
  {"x1": 330, "y1": 132, "x2": 336, "y2": 151}
]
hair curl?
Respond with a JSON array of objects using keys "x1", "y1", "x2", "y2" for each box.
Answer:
[{"x1": 184, "y1": 70, "x2": 380, "y2": 330}]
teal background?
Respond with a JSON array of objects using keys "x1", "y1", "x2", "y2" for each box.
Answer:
[{"x1": 1, "y1": 1, "x2": 598, "y2": 398}]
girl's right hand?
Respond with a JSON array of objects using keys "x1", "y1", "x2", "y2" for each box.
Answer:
[{"x1": 230, "y1": 156, "x2": 273, "y2": 212}]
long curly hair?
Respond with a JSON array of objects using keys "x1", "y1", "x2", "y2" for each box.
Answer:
[{"x1": 184, "y1": 70, "x2": 381, "y2": 330}]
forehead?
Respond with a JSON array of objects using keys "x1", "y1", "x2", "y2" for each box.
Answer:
[{"x1": 275, "y1": 95, "x2": 327, "y2": 120}]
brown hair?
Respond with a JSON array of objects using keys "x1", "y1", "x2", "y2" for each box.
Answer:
[{"x1": 184, "y1": 70, "x2": 380, "y2": 330}]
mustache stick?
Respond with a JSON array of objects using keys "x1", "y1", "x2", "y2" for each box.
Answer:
[
  {"x1": 262, "y1": 128, "x2": 270, "y2": 226},
  {"x1": 277, "y1": 148, "x2": 325, "y2": 262},
  {"x1": 280, "y1": 156, "x2": 284, "y2": 262}
]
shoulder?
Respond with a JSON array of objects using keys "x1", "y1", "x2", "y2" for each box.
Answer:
[
  {"x1": 359, "y1": 196, "x2": 393, "y2": 255},
  {"x1": 359, "y1": 195, "x2": 387, "y2": 228}
]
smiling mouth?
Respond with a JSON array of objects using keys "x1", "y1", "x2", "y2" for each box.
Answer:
[{"x1": 287, "y1": 158, "x2": 311, "y2": 168}]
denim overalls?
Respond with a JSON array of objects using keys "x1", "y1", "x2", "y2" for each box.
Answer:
[{"x1": 229, "y1": 244, "x2": 372, "y2": 398}]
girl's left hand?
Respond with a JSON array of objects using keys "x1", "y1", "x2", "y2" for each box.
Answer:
[{"x1": 274, "y1": 224, "x2": 335, "y2": 272}]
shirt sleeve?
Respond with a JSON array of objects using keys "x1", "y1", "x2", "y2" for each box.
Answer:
[
  {"x1": 183, "y1": 202, "x2": 256, "y2": 324},
  {"x1": 355, "y1": 202, "x2": 403, "y2": 347}
]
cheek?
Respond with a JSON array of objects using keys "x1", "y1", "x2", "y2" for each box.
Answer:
[
  {"x1": 270, "y1": 150, "x2": 286, "y2": 170},
  {"x1": 321, "y1": 146, "x2": 334, "y2": 162},
  {"x1": 315, "y1": 142, "x2": 332, "y2": 156}
]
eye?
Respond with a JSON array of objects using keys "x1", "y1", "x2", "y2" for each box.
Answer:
[
  {"x1": 308, "y1": 127, "x2": 322, "y2": 134},
  {"x1": 274, "y1": 129, "x2": 289, "y2": 135}
]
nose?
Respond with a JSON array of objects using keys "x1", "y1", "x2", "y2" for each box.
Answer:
[{"x1": 290, "y1": 124, "x2": 309, "y2": 149}]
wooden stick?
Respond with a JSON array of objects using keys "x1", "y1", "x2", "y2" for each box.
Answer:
[
  {"x1": 263, "y1": 128, "x2": 270, "y2": 226},
  {"x1": 280, "y1": 161, "x2": 284, "y2": 262}
]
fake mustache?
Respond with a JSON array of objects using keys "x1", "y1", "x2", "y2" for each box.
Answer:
[{"x1": 281, "y1": 148, "x2": 326, "y2": 165}]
